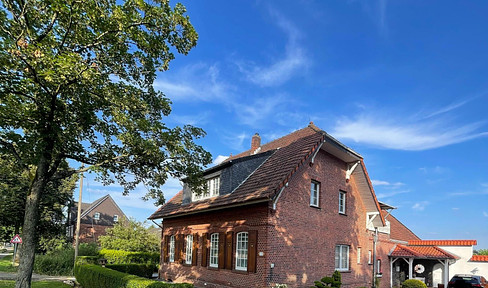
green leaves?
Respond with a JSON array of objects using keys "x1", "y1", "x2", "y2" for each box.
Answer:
[
  {"x1": 98, "y1": 218, "x2": 159, "y2": 253},
  {"x1": 0, "y1": 0, "x2": 209, "y2": 205}
]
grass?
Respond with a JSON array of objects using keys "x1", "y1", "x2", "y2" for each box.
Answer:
[
  {"x1": 0, "y1": 255, "x2": 17, "y2": 273},
  {"x1": 0, "y1": 280, "x2": 72, "y2": 288}
]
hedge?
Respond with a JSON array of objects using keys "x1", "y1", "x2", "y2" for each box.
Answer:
[
  {"x1": 106, "y1": 264, "x2": 156, "y2": 279},
  {"x1": 402, "y1": 279, "x2": 427, "y2": 288},
  {"x1": 99, "y1": 249, "x2": 159, "y2": 264},
  {"x1": 74, "y1": 264, "x2": 193, "y2": 288}
]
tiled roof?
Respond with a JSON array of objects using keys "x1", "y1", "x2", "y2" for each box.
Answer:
[
  {"x1": 470, "y1": 255, "x2": 488, "y2": 262},
  {"x1": 391, "y1": 244, "x2": 457, "y2": 259},
  {"x1": 408, "y1": 240, "x2": 477, "y2": 246},
  {"x1": 384, "y1": 212, "x2": 420, "y2": 242},
  {"x1": 149, "y1": 124, "x2": 327, "y2": 219}
]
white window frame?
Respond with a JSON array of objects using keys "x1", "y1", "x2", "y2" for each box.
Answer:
[
  {"x1": 368, "y1": 250, "x2": 372, "y2": 264},
  {"x1": 357, "y1": 247, "x2": 361, "y2": 264},
  {"x1": 335, "y1": 244, "x2": 349, "y2": 271},
  {"x1": 377, "y1": 259, "x2": 381, "y2": 274},
  {"x1": 310, "y1": 180, "x2": 320, "y2": 207},
  {"x1": 235, "y1": 232, "x2": 248, "y2": 271},
  {"x1": 169, "y1": 235, "x2": 175, "y2": 263},
  {"x1": 113, "y1": 214, "x2": 118, "y2": 222},
  {"x1": 339, "y1": 191, "x2": 346, "y2": 214},
  {"x1": 192, "y1": 176, "x2": 220, "y2": 201},
  {"x1": 209, "y1": 233, "x2": 219, "y2": 268},
  {"x1": 185, "y1": 234, "x2": 193, "y2": 265},
  {"x1": 94, "y1": 212, "x2": 100, "y2": 220}
]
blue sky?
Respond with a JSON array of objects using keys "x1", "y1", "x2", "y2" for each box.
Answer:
[{"x1": 80, "y1": 0, "x2": 488, "y2": 248}]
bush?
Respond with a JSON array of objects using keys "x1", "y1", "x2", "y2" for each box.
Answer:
[
  {"x1": 74, "y1": 264, "x2": 193, "y2": 288},
  {"x1": 106, "y1": 264, "x2": 156, "y2": 279},
  {"x1": 99, "y1": 249, "x2": 159, "y2": 264},
  {"x1": 310, "y1": 271, "x2": 342, "y2": 288},
  {"x1": 34, "y1": 248, "x2": 74, "y2": 276},
  {"x1": 75, "y1": 256, "x2": 99, "y2": 266},
  {"x1": 402, "y1": 279, "x2": 427, "y2": 288},
  {"x1": 79, "y1": 243, "x2": 99, "y2": 256}
]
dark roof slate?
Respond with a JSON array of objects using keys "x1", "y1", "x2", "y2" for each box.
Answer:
[{"x1": 149, "y1": 124, "x2": 325, "y2": 219}]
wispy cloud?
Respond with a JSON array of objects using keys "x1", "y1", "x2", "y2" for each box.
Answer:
[
  {"x1": 412, "y1": 201, "x2": 429, "y2": 211},
  {"x1": 423, "y1": 100, "x2": 470, "y2": 119},
  {"x1": 353, "y1": 0, "x2": 389, "y2": 36},
  {"x1": 236, "y1": 10, "x2": 309, "y2": 87},
  {"x1": 223, "y1": 132, "x2": 249, "y2": 152},
  {"x1": 372, "y1": 180, "x2": 404, "y2": 187},
  {"x1": 234, "y1": 94, "x2": 291, "y2": 127},
  {"x1": 332, "y1": 109, "x2": 488, "y2": 150},
  {"x1": 449, "y1": 190, "x2": 488, "y2": 197},
  {"x1": 483, "y1": 212, "x2": 488, "y2": 217},
  {"x1": 419, "y1": 166, "x2": 450, "y2": 175},
  {"x1": 376, "y1": 189, "x2": 410, "y2": 199},
  {"x1": 154, "y1": 63, "x2": 233, "y2": 103}
]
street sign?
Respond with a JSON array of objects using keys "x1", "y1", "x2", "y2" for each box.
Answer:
[{"x1": 10, "y1": 234, "x2": 22, "y2": 244}]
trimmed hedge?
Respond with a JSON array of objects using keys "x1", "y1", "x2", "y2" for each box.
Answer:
[
  {"x1": 106, "y1": 264, "x2": 156, "y2": 279},
  {"x1": 74, "y1": 264, "x2": 193, "y2": 288},
  {"x1": 402, "y1": 279, "x2": 427, "y2": 288},
  {"x1": 75, "y1": 256, "x2": 99, "y2": 265},
  {"x1": 99, "y1": 249, "x2": 159, "y2": 264}
]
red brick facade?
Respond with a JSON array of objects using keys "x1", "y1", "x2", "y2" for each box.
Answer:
[{"x1": 158, "y1": 149, "x2": 398, "y2": 288}]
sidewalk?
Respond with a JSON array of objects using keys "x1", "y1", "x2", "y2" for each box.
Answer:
[{"x1": 0, "y1": 271, "x2": 75, "y2": 282}]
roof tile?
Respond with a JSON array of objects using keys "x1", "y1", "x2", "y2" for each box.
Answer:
[
  {"x1": 391, "y1": 244, "x2": 457, "y2": 259},
  {"x1": 408, "y1": 240, "x2": 477, "y2": 246},
  {"x1": 470, "y1": 255, "x2": 488, "y2": 262}
]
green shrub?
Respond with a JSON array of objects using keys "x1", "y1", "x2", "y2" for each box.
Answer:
[
  {"x1": 75, "y1": 256, "x2": 99, "y2": 266},
  {"x1": 106, "y1": 264, "x2": 156, "y2": 279},
  {"x1": 402, "y1": 279, "x2": 427, "y2": 288},
  {"x1": 310, "y1": 271, "x2": 342, "y2": 288},
  {"x1": 99, "y1": 249, "x2": 159, "y2": 264},
  {"x1": 79, "y1": 243, "x2": 99, "y2": 256},
  {"x1": 74, "y1": 264, "x2": 192, "y2": 288},
  {"x1": 34, "y1": 247, "x2": 74, "y2": 276}
]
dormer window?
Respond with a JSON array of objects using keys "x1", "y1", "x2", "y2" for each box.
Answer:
[
  {"x1": 113, "y1": 215, "x2": 118, "y2": 222},
  {"x1": 192, "y1": 176, "x2": 220, "y2": 201},
  {"x1": 94, "y1": 212, "x2": 100, "y2": 220}
]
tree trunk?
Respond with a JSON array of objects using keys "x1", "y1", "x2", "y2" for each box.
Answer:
[{"x1": 15, "y1": 160, "x2": 49, "y2": 288}]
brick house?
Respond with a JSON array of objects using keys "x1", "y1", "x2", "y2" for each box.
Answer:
[
  {"x1": 148, "y1": 123, "x2": 436, "y2": 288},
  {"x1": 68, "y1": 194, "x2": 125, "y2": 244}
]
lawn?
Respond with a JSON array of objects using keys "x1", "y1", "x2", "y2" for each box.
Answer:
[
  {"x1": 0, "y1": 255, "x2": 17, "y2": 273},
  {"x1": 0, "y1": 280, "x2": 71, "y2": 288}
]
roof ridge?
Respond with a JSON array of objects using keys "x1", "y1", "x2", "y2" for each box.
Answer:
[{"x1": 80, "y1": 194, "x2": 110, "y2": 218}]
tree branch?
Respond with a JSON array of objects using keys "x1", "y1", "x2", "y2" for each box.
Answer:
[
  {"x1": 0, "y1": 137, "x2": 27, "y2": 170},
  {"x1": 35, "y1": 12, "x2": 58, "y2": 43}
]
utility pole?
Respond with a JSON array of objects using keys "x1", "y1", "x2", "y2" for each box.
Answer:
[{"x1": 73, "y1": 167, "x2": 84, "y2": 266}]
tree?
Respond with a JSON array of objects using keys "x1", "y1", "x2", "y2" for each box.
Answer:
[
  {"x1": 0, "y1": 0, "x2": 210, "y2": 287},
  {"x1": 477, "y1": 249, "x2": 488, "y2": 255},
  {"x1": 0, "y1": 154, "x2": 76, "y2": 250},
  {"x1": 99, "y1": 218, "x2": 159, "y2": 253}
]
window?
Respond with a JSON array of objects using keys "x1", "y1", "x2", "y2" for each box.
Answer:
[
  {"x1": 377, "y1": 259, "x2": 382, "y2": 274},
  {"x1": 192, "y1": 176, "x2": 220, "y2": 201},
  {"x1": 235, "y1": 232, "x2": 248, "y2": 271},
  {"x1": 335, "y1": 245, "x2": 349, "y2": 271},
  {"x1": 357, "y1": 247, "x2": 361, "y2": 264},
  {"x1": 310, "y1": 181, "x2": 320, "y2": 207},
  {"x1": 339, "y1": 191, "x2": 346, "y2": 214},
  {"x1": 113, "y1": 215, "x2": 118, "y2": 222},
  {"x1": 209, "y1": 233, "x2": 219, "y2": 268},
  {"x1": 368, "y1": 250, "x2": 372, "y2": 264},
  {"x1": 169, "y1": 235, "x2": 175, "y2": 263},
  {"x1": 94, "y1": 212, "x2": 100, "y2": 220},
  {"x1": 185, "y1": 235, "x2": 193, "y2": 265}
]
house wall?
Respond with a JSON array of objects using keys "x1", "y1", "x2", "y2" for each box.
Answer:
[
  {"x1": 269, "y1": 150, "x2": 393, "y2": 288},
  {"x1": 77, "y1": 223, "x2": 110, "y2": 244},
  {"x1": 439, "y1": 246, "x2": 488, "y2": 278},
  {"x1": 159, "y1": 203, "x2": 269, "y2": 288},
  {"x1": 80, "y1": 198, "x2": 124, "y2": 226}
]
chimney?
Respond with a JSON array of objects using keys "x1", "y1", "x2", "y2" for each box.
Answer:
[{"x1": 251, "y1": 133, "x2": 261, "y2": 153}]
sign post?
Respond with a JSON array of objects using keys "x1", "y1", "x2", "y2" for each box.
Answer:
[{"x1": 10, "y1": 234, "x2": 22, "y2": 266}]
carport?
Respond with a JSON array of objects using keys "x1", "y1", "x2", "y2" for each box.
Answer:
[{"x1": 390, "y1": 244, "x2": 457, "y2": 288}]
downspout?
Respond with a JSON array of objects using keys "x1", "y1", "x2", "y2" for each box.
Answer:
[
  {"x1": 372, "y1": 227, "x2": 378, "y2": 288},
  {"x1": 272, "y1": 182, "x2": 288, "y2": 210}
]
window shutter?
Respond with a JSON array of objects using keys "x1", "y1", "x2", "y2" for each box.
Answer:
[
  {"x1": 218, "y1": 232, "x2": 225, "y2": 269},
  {"x1": 224, "y1": 231, "x2": 233, "y2": 270},
  {"x1": 175, "y1": 234, "x2": 183, "y2": 263},
  {"x1": 163, "y1": 235, "x2": 169, "y2": 263},
  {"x1": 192, "y1": 233, "x2": 198, "y2": 266},
  {"x1": 202, "y1": 233, "x2": 208, "y2": 267},
  {"x1": 247, "y1": 230, "x2": 257, "y2": 273}
]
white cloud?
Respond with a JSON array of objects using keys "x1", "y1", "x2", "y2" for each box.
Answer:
[
  {"x1": 419, "y1": 166, "x2": 450, "y2": 175},
  {"x1": 412, "y1": 201, "x2": 429, "y2": 211},
  {"x1": 424, "y1": 100, "x2": 470, "y2": 119},
  {"x1": 332, "y1": 111, "x2": 488, "y2": 151},
  {"x1": 452, "y1": 207, "x2": 460, "y2": 211},
  {"x1": 449, "y1": 190, "x2": 488, "y2": 197},
  {"x1": 213, "y1": 155, "x2": 228, "y2": 166},
  {"x1": 234, "y1": 95, "x2": 290, "y2": 127},
  {"x1": 376, "y1": 189, "x2": 410, "y2": 199},
  {"x1": 154, "y1": 63, "x2": 233, "y2": 103},
  {"x1": 223, "y1": 132, "x2": 248, "y2": 151},
  {"x1": 236, "y1": 10, "x2": 309, "y2": 87},
  {"x1": 372, "y1": 180, "x2": 404, "y2": 187}
]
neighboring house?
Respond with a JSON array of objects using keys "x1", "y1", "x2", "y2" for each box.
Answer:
[
  {"x1": 148, "y1": 123, "x2": 487, "y2": 288},
  {"x1": 67, "y1": 194, "x2": 125, "y2": 244}
]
